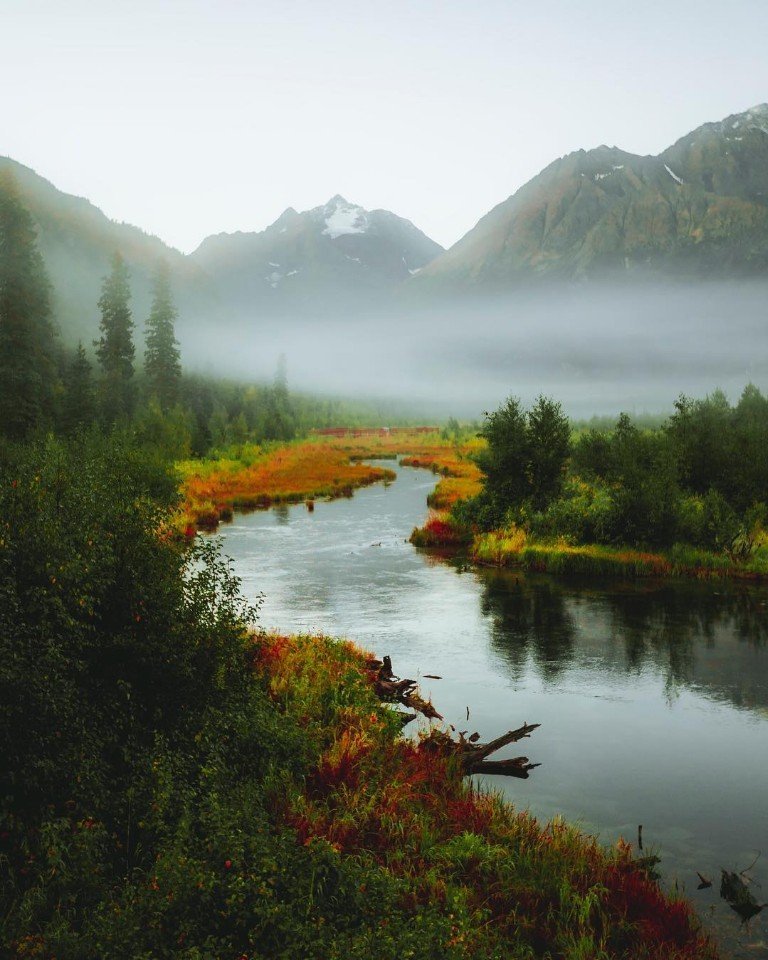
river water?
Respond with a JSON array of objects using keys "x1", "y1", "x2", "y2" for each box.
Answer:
[{"x1": 212, "y1": 460, "x2": 768, "y2": 957}]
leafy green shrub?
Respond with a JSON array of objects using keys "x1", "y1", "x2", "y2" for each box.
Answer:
[{"x1": 527, "y1": 477, "x2": 614, "y2": 544}]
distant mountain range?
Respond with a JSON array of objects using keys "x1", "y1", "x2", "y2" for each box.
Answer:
[
  {"x1": 2, "y1": 103, "x2": 768, "y2": 346},
  {"x1": 418, "y1": 104, "x2": 768, "y2": 285},
  {"x1": 192, "y1": 195, "x2": 443, "y2": 313}
]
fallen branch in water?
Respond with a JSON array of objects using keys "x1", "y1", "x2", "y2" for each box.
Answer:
[{"x1": 367, "y1": 655, "x2": 540, "y2": 778}]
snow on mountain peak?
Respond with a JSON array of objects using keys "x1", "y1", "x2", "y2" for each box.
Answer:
[
  {"x1": 724, "y1": 104, "x2": 768, "y2": 136},
  {"x1": 321, "y1": 197, "x2": 369, "y2": 239}
]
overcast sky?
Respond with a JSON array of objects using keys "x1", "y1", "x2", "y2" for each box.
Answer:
[{"x1": 3, "y1": 0, "x2": 767, "y2": 253}]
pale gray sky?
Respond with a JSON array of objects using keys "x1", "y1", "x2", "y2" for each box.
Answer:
[{"x1": 3, "y1": 0, "x2": 767, "y2": 253}]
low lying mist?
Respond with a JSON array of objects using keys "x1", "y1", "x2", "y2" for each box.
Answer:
[{"x1": 179, "y1": 280, "x2": 768, "y2": 420}]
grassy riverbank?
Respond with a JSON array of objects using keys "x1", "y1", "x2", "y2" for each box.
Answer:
[
  {"x1": 177, "y1": 440, "x2": 396, "y2": 532},
  {"x1": 251, "y1": 631, "x2": 716, "y2": 960},
  {"x1": 323, "y1": 429, "x2": 484, "y2": 510},
  {"x1": 411, "y1": 516, "x2": 768, "y2": 581},
  {"x1": 177, "y1": 431, "x2": 482, "y2": 534}
]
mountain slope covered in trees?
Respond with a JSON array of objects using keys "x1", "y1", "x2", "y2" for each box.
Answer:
[{"x1": 0, "y1": 156, "x2": 213, "y2": 344}]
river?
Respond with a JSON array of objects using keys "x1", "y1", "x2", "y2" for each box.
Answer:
[{"x1": 212, "y1": 459, "x2": 768, "y2": 957}]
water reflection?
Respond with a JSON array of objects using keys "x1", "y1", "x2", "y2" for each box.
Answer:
[
  {"x1": 480, "y1": 572, "x2": 576, "y2": 681},
  {"x1": 273, "y1": 503, "x2": 290, "y2": 525},
  {"x1": 476, "y1": 570, "x2": 768, "y2": 712},
  {"x1": 214, "y1": 462, "x2": 768, "y2": 956}
]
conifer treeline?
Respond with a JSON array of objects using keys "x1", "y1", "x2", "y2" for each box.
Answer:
[
  {"x1": 0, "y1": 171, "x2": 182, "y2": 439},
  {"x1": 0, "y1": 171, "x2": 56, "y2": 439},
  {"x1": 0, "y1": 171, "x2": 300, "y2": 451}
]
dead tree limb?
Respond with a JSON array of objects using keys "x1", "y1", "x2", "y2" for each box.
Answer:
[
  {"x1": 368, "y1": 655, "x2": 540, "y2": 778},
  {"x1": 468, "y1": 758, "x2": 541, "y2": 779},
  {"x1": 462, "y1": 723, "x2": 541, "y2": 763}
]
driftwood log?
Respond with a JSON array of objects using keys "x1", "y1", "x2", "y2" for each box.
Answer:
[{"x1": 366, "y1": 655, "x2": 540, "y2": 779}]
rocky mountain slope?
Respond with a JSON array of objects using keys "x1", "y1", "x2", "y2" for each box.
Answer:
[
  {"x1": 417, "y1": 104, "x2": 768, "y2": 286},
  {"x1": 192, "y1": 196, "x2": 443, "y2": 312}
]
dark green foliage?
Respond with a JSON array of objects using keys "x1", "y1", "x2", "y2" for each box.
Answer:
[
  {"x1": 667, "y1": 387, "x2": 768, "y2": 513},
  {"x1": 598, "y1": 414, "x2": 682, "y2": 548},
  {"x1": 474, "y1": 397, "x2": 529, "y2": 523},
  {"x1": 95, "y1": 252, "x2": 135, "y2": 424},
  {"x1": 468, "y1": 386, "x2": 768, "y2": 558},
  {"x1": 144, "y1": 260, "x2": 181, "y2": 411},
  {"x1": 60, "y1": 341, "x2": 95, "y2": 434},
  {"x1": 264, "y1": 353, "x2": 297, "y2": 441},
  {"x1": 526, "y1": 396, "x2": 571, "y2": 511},
  {"x1": 562, "y1": 389, "x2": 768, "y2": 552},
  {"x1": 0, "y1": 434, "x2": 520, "y2": 959},
  {"x1": 133, "y1": 397, "x2": 193, "y2": 460},
  {"x1": 472, "y1": 395, "x2": 571, "y2": 526},
  {"x1": 666, "y1": 391, "x2": 734, "y2": 499},
  {"x1": 0, "y1": 434, "x2": 318, "y2": 955},
  {"x1": 0, "y1": 434, "x2": 245, "y2": 818},
  {"x1": 0, "y1": 170, "x2": 56, "y2": 439}
]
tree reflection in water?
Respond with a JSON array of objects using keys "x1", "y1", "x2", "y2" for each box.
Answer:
[{"x1": 477, "y1": 569, "x2": 768, "y2": 711}]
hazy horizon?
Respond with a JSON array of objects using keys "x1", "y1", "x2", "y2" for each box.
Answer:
[
  {"x1": 177, "y1": 280, "x2": 768, "y2": 420},
  {"x1": 3, "y1": 0, "x2": 768, "y2": 253}
]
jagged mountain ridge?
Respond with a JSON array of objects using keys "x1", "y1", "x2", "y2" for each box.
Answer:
[
  {"x1": 418, "y1": 103, "x2": 768, "y2": 285},
  {"x1": 3, "y1": 103, "x2": 768, "y2": 348},
  {"x1": 192, "y1": 195, "x2": 444, "y2": 311}
]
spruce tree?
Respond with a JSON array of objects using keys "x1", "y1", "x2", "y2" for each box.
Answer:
[
  {"x1": 96, "y1": 252, "x2": 134, "y2": 424},
  {"x1": 0, "y1": 170, "x2": 56, "y2": 439},
  {"x1": 61, "y1": 342, "x2": 95, "y2": 435},
  {"x1": 144, "y1": 260, "x2": 181, "y2": 411},
  {"x1": 264, "y1": 354, "x2": 295, "y2": 440}
]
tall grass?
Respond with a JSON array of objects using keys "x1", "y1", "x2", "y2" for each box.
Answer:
[
  {"x1": 470, "y1": 534, "x2": 768, "y2": 581},
  {"x1": 177, "y1": 439, "x2": 395, "y2": 533},
  {"x1": 252, "y1": 633, "x2": 718, "y2": 960}
]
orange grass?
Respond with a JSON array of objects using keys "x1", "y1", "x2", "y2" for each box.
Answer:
[
  {"x1": 318, "y1": 430, "x2": 484, "y2": 511},
  {"x1": 178, "y1": 431, "x2": 483, "y2": 535},
  {"x1": 179, "y1": 441, "x2": 395, "y2": 533}
]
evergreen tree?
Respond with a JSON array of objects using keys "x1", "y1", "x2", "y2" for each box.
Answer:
[
  {"x1": 61, "y1": 341, "x2": 95, "y2": 435},
  {"x1": 144, "y1": 260, "x2": 181, "y2": 411},
  {"x1": 264, "y1": 354, "x2": 296, "y2": 440},
  {"x1": 96, "y1": 252, "x2": 134, "y2": 424},
  {"x1": 208, "y1": 401, "x2": 231, "y2": 450},
  {"x1": 0, "y1": 170, "x2": 56, "y2": 439},
  {"x1": 526, "y1": 395, "x2": 571, "y2": 510},
  {"x1": 472, "y1": 395, "x2": 571, "y2": 526},
  {"x1": 475, "y1": 396, "x2": 530, "y2": 516}
]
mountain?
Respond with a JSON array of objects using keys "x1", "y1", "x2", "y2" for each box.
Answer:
[
  {"x1": 417, "y1": 104, "x2": 768, "y2": 286},
  {"x1": 0, "y1": 156, "x2": 213, "y2": 345},
  {"x1": 4, "y1": 102, "x2": 768, "y2": 353},
  {"x1": 192, "y1": 196, "x2": 443, "y2": 313}
]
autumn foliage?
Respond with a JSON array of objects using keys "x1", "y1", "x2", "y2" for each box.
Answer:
[
  {"x1": 178, "y1": 440, "x2": 396, "y2": 531},
  {"x1": 251, "y1": 633, "x2": 718, "y2": 960}
]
